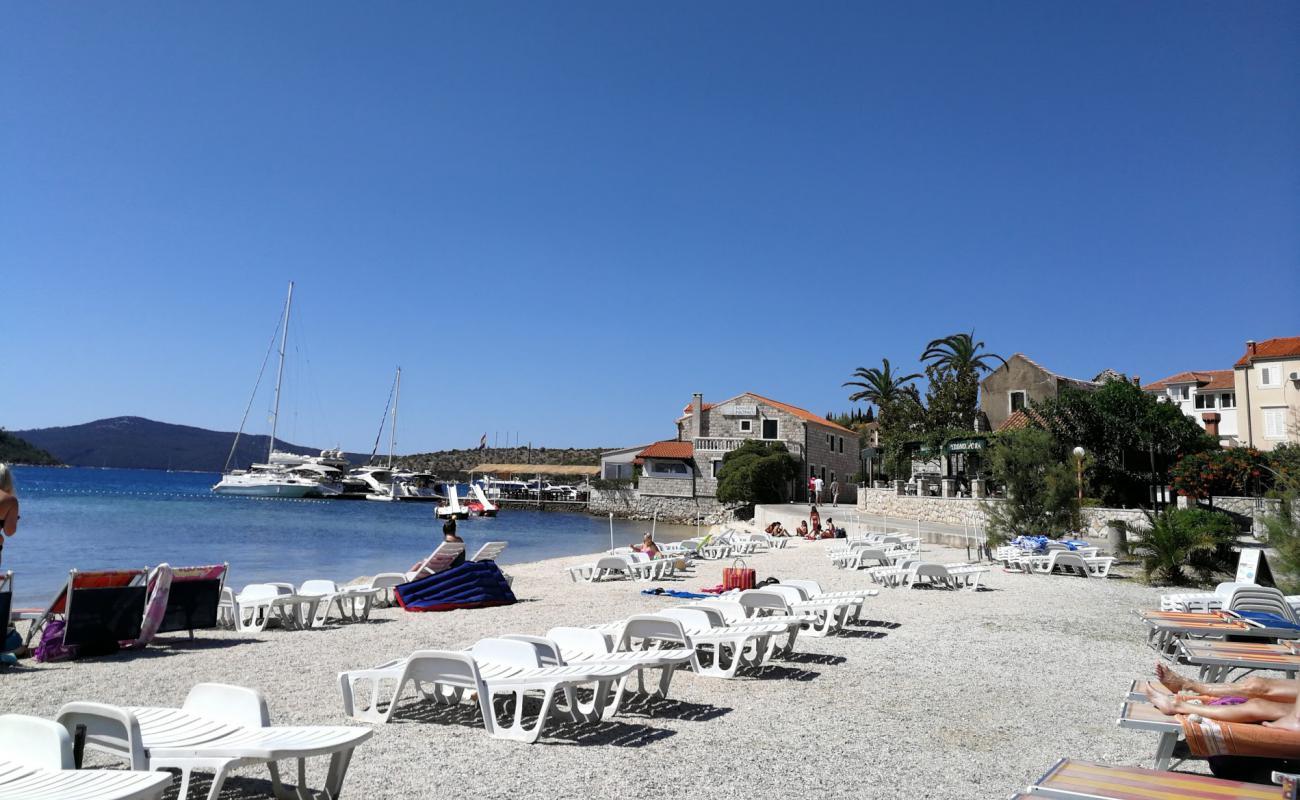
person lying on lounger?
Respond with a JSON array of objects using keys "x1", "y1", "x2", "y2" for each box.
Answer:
[
  {"x1": 765, "y1": 522, "x2": 789, "y2": 537},
  {"x1": 1145, "y1": 663, "x2": 1300, "y2": 726}
]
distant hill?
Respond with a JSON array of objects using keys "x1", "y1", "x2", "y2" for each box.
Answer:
[
  {"x1": 395, "y1": 446, "x2": 605, "y2": 478},
  {"x1": 0, "y1": 429, "x2": 61, "y2": 466},
  {"x1": 13, "y1": 417, "x2": 366, "y2": 472}
]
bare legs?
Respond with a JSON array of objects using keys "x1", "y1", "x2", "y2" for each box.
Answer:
[
  {"x1": 1155, "y1": 662, "x2": 1299, "y2": 703},
  {"x1": 1145, "y1": 684, "x2": 1294, "y2": 724}
]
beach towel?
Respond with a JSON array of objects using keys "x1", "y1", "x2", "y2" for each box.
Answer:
[
  {"x1": 1182, "y1": 714, "x2": 1300, "y2": 760},
  {"x1": 640, "y1": 588, "x2": 710, "y2": 600},
  {"x1": 396, "y1": 560, "x2": 516, "y2": 612},
  {"x1": 1234, "y1": 611, "x2": 1300, "y2": 631}
]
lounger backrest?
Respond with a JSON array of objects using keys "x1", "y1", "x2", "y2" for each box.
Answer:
[
  {"x1": 782, "y1": 579, "x2": 823, "y2": 596},
  {"x1": 497, "y1": 634, "x2": 563, "y2": 666},
  {"x1": 915, "y1": 564, "x2": 951, "y2": 582},
  {"x1": 619, "y1": 615, "x2": 689, "y2": 649},
  {"x1": 64, "y1": 568, "x2": 148, "y2": 649},
  {"x1": 472, "y1": 541, "x2": 508, "y2": 562},
  {"x1": 1228, "y1": 587, "x2": 1297, "y2": 622},
  {"x1": 595, "y1": 556, "x2": 630, "y2": 571},
  {"x1": 369, "y1": 573, "x2": 406, "y2": 591},
  {"x1": 676, "y1": 604, "x2": 729, "y2": 627},
  {"x1": 404, "y1": 650, "x2": 482, "y2": 689},
  {"x1": 739, "y1": 590, "x2": 791, "y2": 615},
  {"x1": 472, "y1": 638, "x2": 545, "y2": 668},
  {"x1": 239, "y1": 584, "x2": 283, "y2": 601},
  {"x1": 657, "y1": 608, "x2": 715, "y2": 631},
  {"x1": 183, "y1": 683, "x2": 272, "y2": 728},
  {"x1": 546, "y1": 627, "x2": 611, "y2": 656},
  {"x1": 1053, "y1": 553, "x2": 1090, "y2": 576},
  {"x1": 691, "y1": 601, "x2": 747, "y2": 624},
  {"x1": 1215, "y1": 582, "x2": 1251, "y2": 597},
  {"x1": 299, "y1": 580, "x2": 339, "y2": 596},
  {"x1": 0, "y1": 714, "x2": 75, "y2": 770},
  {"x1": 765, "y1": 585, "x2": 808, "y2": 605},
  {"x1": 157, "y1": 564, "x2": 226, "y2": 635}
]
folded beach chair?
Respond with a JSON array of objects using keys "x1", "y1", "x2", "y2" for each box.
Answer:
[
  {"x1": 0, "y1": 713, "x2": 172, "y2": 800},
  {"x1": 1025, "y1": 550, "x2": 1092, "y2": 577},
  {"x1": 1227, "y1": 586, "x2": 1300, "y2": 623},
  {"x1": 471, "y1": 541, "x2": 508, "y2": 562},
  {"x1": 336, "y1": 639, "x2": 628, "y2": 742},
  {"x1": 1026, "y1": 758, "x2": 1282, "y2": 799},
  {"x1": 56, "y1": 683, "x2": 372, "y2": 800},
  {"x1": 406, "y1": 541, "x2": 467, "y2": 581},
  {"x1": 1161, "y1": 582, "x2": 1253, "y2": 613},
  {"x1": 20, "y1": 568, "x2": 149, "y2": 658},
  {"x1": 134, "y1": 563, "x2": 228, "y2": 648}
]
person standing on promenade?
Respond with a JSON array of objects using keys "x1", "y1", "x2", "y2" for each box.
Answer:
[
  {"x1": 814, "y1": 475, "x2": 825, "y2": 505},
  {"x1": 807, "y1": 475, "x2": 817, "y2": 505},
  {"x1": 0, "y1": 465, "x2": 18, "y2": 566},
  {"x1": 829, "y1": 478, "x2": 840, "y2": 507}
]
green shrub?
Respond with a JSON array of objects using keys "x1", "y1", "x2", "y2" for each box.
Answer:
[
  {"x1": 981, "y1": 427, "x2": 1080, "y2": 546},
  {"x1": 1130, "y1": 507, "x2": 1238, "y2": 586},
  {"x1": 715, "y1": 440, "x2": 799, "y2": 506}
]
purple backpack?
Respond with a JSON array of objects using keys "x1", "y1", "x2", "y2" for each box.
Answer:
[{"x1": 34, "y1": 620, "x2": 76, "y2": 663}]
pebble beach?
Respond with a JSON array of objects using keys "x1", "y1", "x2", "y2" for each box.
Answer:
[{"x1": 0, "y1": 533, "x2": 1190, "y2": 799}]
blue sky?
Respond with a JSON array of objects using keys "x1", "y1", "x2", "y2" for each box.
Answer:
[{"x1": 3, "y1": 2, "x2": 1297, "y2": 453}]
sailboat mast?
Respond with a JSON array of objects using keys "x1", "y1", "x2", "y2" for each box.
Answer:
[
  {"x1": 268, "y1": 281, "x2": 294, "y2": 462},
  {"x1": 388, "y1": 367, "x2": 401, "y2": 469}
]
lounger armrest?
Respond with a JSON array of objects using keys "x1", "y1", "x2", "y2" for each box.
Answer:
[{"x1": 55, "y1": 702, "x2": 148, "y2": 770}]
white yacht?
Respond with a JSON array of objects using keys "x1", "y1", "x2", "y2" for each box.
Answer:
[{"x1": 214, "y1": 282, "x2": 329, "y2": 499}]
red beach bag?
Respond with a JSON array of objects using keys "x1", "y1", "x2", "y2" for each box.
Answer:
[{"x1": 722, "y1": 558, "x2": 756, "y2": 592}]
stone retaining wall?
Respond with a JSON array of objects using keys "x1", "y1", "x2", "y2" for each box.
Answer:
[
  {"x1": 588, "y1": 487, "x2": 734, "y2": 524},
  {"x1": 854, "y1": 487, "x2": 1147, "y2": 539}
]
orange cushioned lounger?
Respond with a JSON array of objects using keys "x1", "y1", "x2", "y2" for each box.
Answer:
[
  {"x1": 1184, "y1": 716, "x2": 1300, "y2": 761},
  {"x1": 1031, "y1": 758, "x2": 1281, "y2": 799}
]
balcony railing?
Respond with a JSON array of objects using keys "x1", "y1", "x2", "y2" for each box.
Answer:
[{"x1": 694, "y1": 437, "x2": 802, "y2": 457}]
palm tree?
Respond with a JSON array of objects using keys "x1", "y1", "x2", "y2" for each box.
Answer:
[
  {"x1": 921, "y1": 331, "x2": 1006, "y2": 376},
  {"x1": 843, "y1": 359, "x2": 922, "y2": 410}
]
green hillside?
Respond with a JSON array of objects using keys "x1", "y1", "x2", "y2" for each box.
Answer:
[{"x1": 0, "y1": 429, "x2": 61, "y2": 465}]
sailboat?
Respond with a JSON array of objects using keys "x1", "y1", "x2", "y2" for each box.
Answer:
[
  {"x1": 346, "y1": 367, "x2": 405, "y2": 502},
  {"x1": 213, "y1": 282, "x2": 321, "y2": 498}
]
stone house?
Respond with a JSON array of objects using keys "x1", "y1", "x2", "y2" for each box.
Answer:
[
  {"x1": 979, "y1": 354, "x2": 1103, "y2": 431},
  {"x1": 1142, "y1": 370, "x2": 1239, "y2": 445},
  {"x1": 1234, "y1": 336, "x2": 1300, "y2": 451},
  {"x1": 636, "y1": 392, "x2": 861, "y2": 503}
]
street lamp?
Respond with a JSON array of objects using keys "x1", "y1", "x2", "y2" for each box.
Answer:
[{"x1": 1072, "y1": 446, "x2": 1086, "y2": 502}]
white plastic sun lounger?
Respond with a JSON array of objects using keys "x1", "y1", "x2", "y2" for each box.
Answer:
[
  {"x1": 297, "y1": 580, "x2": 381, "y2": 626},
  {"x1": 499, "y1": 628, "x2": 693, "y2": 721},
  {"x1": 0, "y1": 714, "x2": 172, "y2": 800},
  {"x1": 471, "y1": 541, "x2": 508, "y2": 563},
  {"x1": 780, "y1": 579, "x2": 879, "y2": 619},
  {"x1": 56, "y1": 683, "x2": 371, "y2": 800},
  {"x1": 688, "y1": 599, "x2": 804, "y2": 656},
  {"x1": 600, "y1": 609, "x2": 790, "y2": 679},
  {"x1": 406, "y1": 541, "x2": 467, "y2": 581},
  {"x1": 337, "y1": 639, "x2": 628, "y2": 742},
  {"x1": 739, "y1": 587, "x2": 856, "y2": 636},
  {"x1": 357, "y1": 573, "x2": 406, "y2": 607}
]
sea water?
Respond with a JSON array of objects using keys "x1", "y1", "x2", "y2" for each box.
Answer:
[{"x1": 4, "y1": 466, "x2": 696, "y2": 604}]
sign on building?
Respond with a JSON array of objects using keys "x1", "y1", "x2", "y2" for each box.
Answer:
[{"x1": 722, "y1": 403, "x2": 757, "y2": 416}]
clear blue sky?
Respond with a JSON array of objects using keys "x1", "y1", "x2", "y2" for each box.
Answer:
[{"x1": 3, "y1": 2, "x2": 1297, "y2": 453}]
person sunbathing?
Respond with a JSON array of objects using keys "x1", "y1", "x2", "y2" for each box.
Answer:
[
  {"x1": 1145, "y1": 664, "x2": 1299, "y2": 725},
  {"x1": 794, "y1": 520, "x2": 809, "y2": 537}
]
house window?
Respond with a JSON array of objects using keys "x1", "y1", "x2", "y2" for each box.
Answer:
[
  {"x1": 762, "y1": 419, "x2": 778, "y2": 440},
  {"x1": 1195, "y1": 394, "x2": 1215, "y2": 410},
  {"x1": 809, "y1": 464, "x2": 816, "y2": 478},
  {"x1": 644, "y1": 459, "x2": 691, "y2": 478},
  {"x1": 1009, "y1": 391, "x2": 1026, "y2": 414},
  {"x1": 820, "y1": 466, "x2": 826, "y2": 481},
  {"x1": 1180, "y1": 386, "x2": 1190, "y2": 400},
  {"x1": 1221, "y1": 393, "x2": 1236, "y2": 409},
  {"x1": 1262, "y1": 367, "x2": 1280, "y2": 388},
  {"x1": 711, "y1": 459, "x2": 722, "y2": 478},
  {"x1": 838, "y1": 436, "x2": 844, "y2": 453},
  {"x1": 738, "y1": 419, "x2": 753, "y2": 434},
  {"x1": 1264, "y1": 407, "x2": 1288, "y2": 440}
]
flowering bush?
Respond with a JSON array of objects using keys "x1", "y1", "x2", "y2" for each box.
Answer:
[{"x1": 1170, "y1": 448, "x2": 1269, "y2": 499}]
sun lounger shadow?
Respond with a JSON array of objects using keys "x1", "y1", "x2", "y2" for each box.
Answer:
[
  {"x1": 779, "y1": 652, "x2": 848, "y2": 666},
  {"x1": 748, "y1": 664, "x2": 820, "y2": 682},
  {"x1": 856, "y1": 618, "x2": 903, "y2": 630},
  {"x1": 394, "y1": 700, "x2": 674, "y2": 747},
  {"x1": 614, "y1": 695, "x2": 732, "y2": 723}
]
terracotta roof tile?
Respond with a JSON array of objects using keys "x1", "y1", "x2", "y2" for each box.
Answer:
[
  {"x1": 679, "y1": 392, "x2": 857, "y2": 435},
  {"x1": 1235, "y1": 337, "x2": 1300, "y2": 368},
  {"x1": 637, "y1": 440, "x2": 694, "y2": 460},
  {"x1": 1143, "y1": 370, "x2": 1235, "y2": 392},
  {"x1": 997, "y1": 408, "x2": 1046, "y2": 432}
]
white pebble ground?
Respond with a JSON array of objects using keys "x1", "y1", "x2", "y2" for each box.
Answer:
[{"x1": 2, "y1": 539, "x2": 1181, "y2": 799}]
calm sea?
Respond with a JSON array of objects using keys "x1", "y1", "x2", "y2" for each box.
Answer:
[{"x1": 4, "y1": 466, "x2": 696, "y2": 605}]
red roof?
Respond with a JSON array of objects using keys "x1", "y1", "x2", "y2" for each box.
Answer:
[
  {"x1": 1235, "y1": 337, "x2": 1300, "y2": 368},
  {"x1": 679, "y1": 392, "x2": 857, "y2": 435},
  {"x1": 636, "y1": 440, "x2": 694, "y2": 460},
  {"x1": 997, "y1": 408, "x2": 1046, "y2": 432},
  {"x1": 1143, "y1": 370, "x2": 1235, "y2": 392}
]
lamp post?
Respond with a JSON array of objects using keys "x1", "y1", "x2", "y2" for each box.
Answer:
[{"x1": 1072, "y1": 446, "x2": 1086, "y2": 502}]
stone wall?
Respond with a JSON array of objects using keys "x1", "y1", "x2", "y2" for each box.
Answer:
[
  {"x1": 1207, "y1": 496, "x2": 1282, "y2": 534},
  {"x1": 588, "y1": 487, "x2": 734, "y2": 524},
  {"x1": 637, "y1": 476, "x2": 695, "y2": 498}
]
